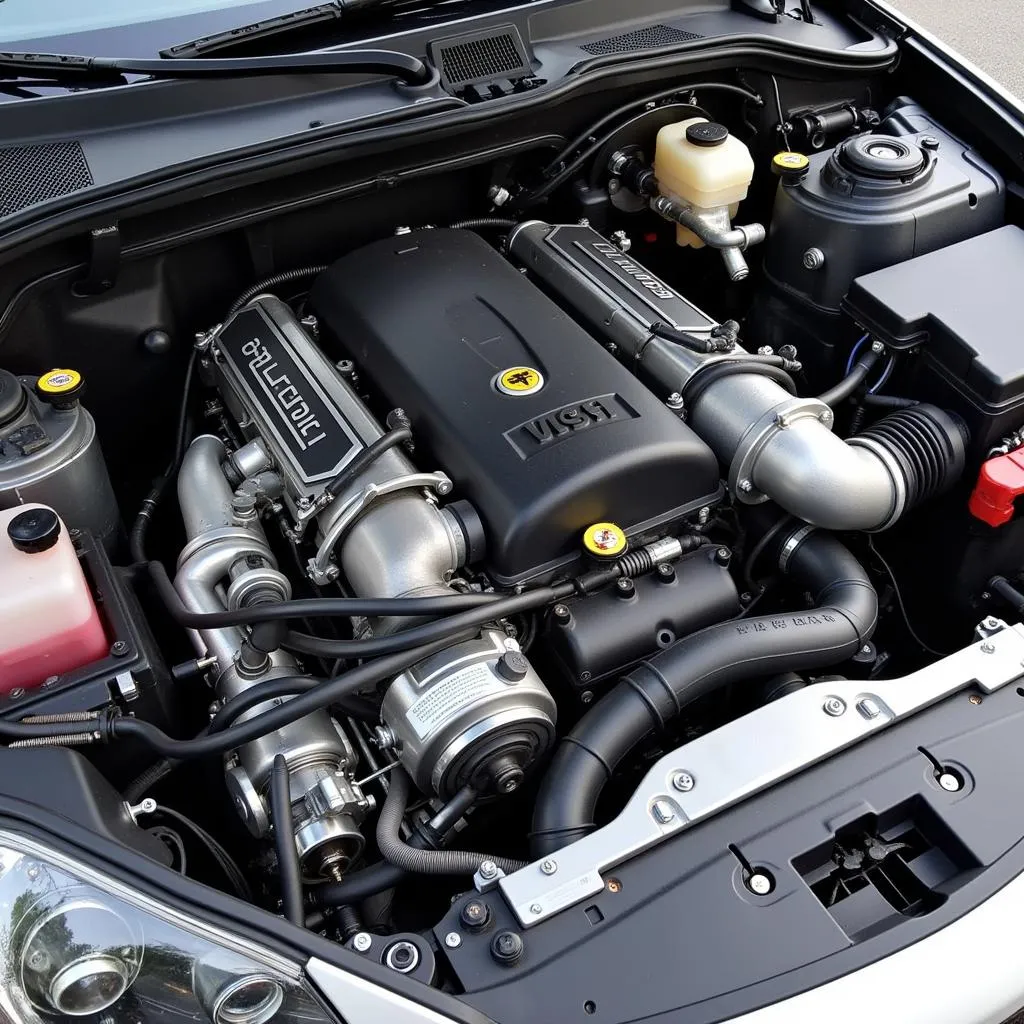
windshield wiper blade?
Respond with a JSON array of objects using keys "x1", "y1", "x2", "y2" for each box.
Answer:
[
  {"x1": 0, "y1": 48, "x2": 433, "y2": 86},
  {"x1": 162, "y1": 1, "x2": 400, "y2": 59}
]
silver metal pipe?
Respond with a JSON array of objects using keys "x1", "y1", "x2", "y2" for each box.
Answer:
[
  {"x1": 650, "y1": 196, "x2": 766, "y2": 250},
  {"x1": 507, "y1": 221, "x2": 912, "y2": 532}
]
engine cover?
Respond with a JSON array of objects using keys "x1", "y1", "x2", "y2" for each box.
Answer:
[{"x1": 310, "y1": 229, "x2": 721, "y2": 582}]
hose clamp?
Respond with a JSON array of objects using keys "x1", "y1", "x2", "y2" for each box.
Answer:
[
  {"x1": 778, "y1": 524, "x2": 816, "y2": 572},
  {"x1": 848, "y1": 435, "x2": 908, "y2": 531}
]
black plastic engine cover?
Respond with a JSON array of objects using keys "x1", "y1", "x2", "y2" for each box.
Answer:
[{"x1": 311, "y1": 229, "x2": 721, "y2": 582}]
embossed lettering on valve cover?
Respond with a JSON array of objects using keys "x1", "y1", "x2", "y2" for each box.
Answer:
[
  {"x1": 504, "y1": 394, "x2": 638, "y2": 460},
  {"x1": 215, "y1": 306, "x2": 361, "y2": 483}
]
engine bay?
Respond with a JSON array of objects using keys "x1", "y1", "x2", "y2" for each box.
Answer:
[{"x1": 3, "y1": 48, "x2": 1024, "y2": 1017}]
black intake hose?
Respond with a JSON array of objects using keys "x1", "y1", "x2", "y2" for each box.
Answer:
[{"x1": 530, "y1": 529, "x2": 878, "y2": 857}]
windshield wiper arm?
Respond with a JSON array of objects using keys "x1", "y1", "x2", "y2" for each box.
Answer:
[
  {"x1": 162, "y1": 1, "x2": 400, "y2": 59},
  {"x1": 0, "y1": 48, "x2": 434, "y2": 86}
]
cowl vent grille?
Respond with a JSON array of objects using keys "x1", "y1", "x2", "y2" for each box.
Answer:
[
  {"x1": 0, "y1": 142, "x2": 92, "y2": 217},
  {"x1": 581, "y1": 24, "x2": 703, "y2": 56}
]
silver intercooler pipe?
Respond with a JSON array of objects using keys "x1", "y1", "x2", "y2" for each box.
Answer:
[
  {"x1": 508, "y1": 221, "x2": 965, "y2": 531},
  {"x1": 175, "y1": 434, "x2": 369, "y2": 881}
]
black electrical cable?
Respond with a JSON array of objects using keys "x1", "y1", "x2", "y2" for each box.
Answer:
[
  {"x1": 152, "y1": 805, "x2": 252, "y2": 900},
  {"x1": 540, "y1": 82, "x2": 763, "y2": 177},
  {"x1": 271, "y1": 756, "x2": 305, "y2": 927},
  {"x1": 227, "y1": 265, "x2": 328, "y2": 318},
  {"x1": 129, "y1": 349, "x2": 197, "y2": 563},
  {"x1": 448, "y1": 217, "x2": 519, "y2": 231},
  {"x1": 144, "y1": 559, "x2": 502, "y2": 629},
  {"x1": 324, "y1": 426, "x2": 411, "y2": 499},
  {"x1": 375, "y1": 768, "x2": 526, "y2": 876},
  {"x1": 524, "y1": 82, "x2": 762, "y2": 208},
  {"x1": 309, "y1": 782, "x2": 478, "y2": 908},
  {"x1": 285, "y1": 581, "x2": 576, "y2": 659},
  {"x1": 867, "y1": 536, "x2": 951, "y2": 657},
  {"x1": 149, "y1": 827, "x2": 188, "y2": 874},
  {"x1": 862, "y1": 393, "x2": 919, "y2": 409},
  {"x1": 817, "y1": 346, "x2": 883, "y2": 408},
  {"x1": 208, "y1": 675, "x2": 379, "y2": 733}
]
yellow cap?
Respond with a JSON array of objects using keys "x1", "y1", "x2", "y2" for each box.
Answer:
[
  {"x1": 772, "y1": 151, "x2": 810, "y2": 177},
  {"x1": 37, "y1": 368, "x2": 82, "y2": 395},
  {"x1": 582, "y1": 522, "x2": 627, "y2": 558}
]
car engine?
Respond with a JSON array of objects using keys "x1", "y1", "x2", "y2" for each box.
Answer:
[{"x1": 2, "y1": 72, "x2": 1024, "y2": 1002}]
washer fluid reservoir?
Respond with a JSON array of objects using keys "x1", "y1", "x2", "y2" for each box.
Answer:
[
  {"x1": 654, "y1": 118, "x2": 755, "y2": 247},
  {"x1": 0, "y1": 504, "x2": 107, "y2": 691}
]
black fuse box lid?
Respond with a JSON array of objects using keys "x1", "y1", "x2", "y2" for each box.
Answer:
[{"x1": 843, "y1": 225, "x2": 1024, "y2": 407}]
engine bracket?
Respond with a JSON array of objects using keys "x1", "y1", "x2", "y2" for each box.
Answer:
[{"x1": 499, "y1": 623, "x2": 1024, "y2": 927}]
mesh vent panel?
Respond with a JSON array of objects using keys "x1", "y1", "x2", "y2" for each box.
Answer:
[
  {"x1": 0, "y1": 142, "x2": 92, "y2": 217},
  {"x1": 437, "y1": 32, "x2": 525, "y2": 85},
  {"x1": 581, "y1": 24, "x2": 703, "y2": 56}
]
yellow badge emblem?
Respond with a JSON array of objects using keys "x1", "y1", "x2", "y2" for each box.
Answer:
[{"x1": 496, "y1": 366, "x2": 544, "y2": 396}]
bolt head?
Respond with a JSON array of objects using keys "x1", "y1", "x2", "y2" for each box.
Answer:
[
  {"x1": 870, "y1": 340, "x2": 885, "y2": 354},
  {"x1": 479, "y1": 859, "x2": 498, "y2": 880},
  {"x1": 738, "y1": 479, "x2": 754, "y2": 494},
  {"x1": 823, "y1": 696, "x2": 847, "y2": 717},
  {"x1": 671, "y1": 770, "x2": 695, "y2": 792},
  {"x1": 580, "y1": 690, "x2": 594, "y2": 704},
  {"x1": 353, "y1": 932, "x2": 373, "y2": 952},
  {"x1": 110, "y1": 640, "x2": 129, "y2": 657},
  {"x1": 529, "y1": 903, "x2": 543, "y2": 915},
  {"x1": 981, "y1": 641, "x2": 996, "y2": 654},
  {"x1": 444, "y1": 931, "x2": 462, "y2": 949},
  {"x1": 540, "y1": 859, "x2": 557, "y2": 875},
  {"x1": 747, "y1": 872, "x2": 774, "y2": 895}
]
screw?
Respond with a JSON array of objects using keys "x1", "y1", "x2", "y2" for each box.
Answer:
[
  {"x1": 616, "y1": 578, "x2": 635, "y2": 597},
  {"x1": 352, "y1": 933, "x2": 373, "y2": 952},
  {"x1": 715, "y1": 547, "x2": 731, "y2": 566},
  {"x1": 982, "y1": 616, "x2": 1001, "y2": 630},
  {"x1": 488, "y1": 185, "x2": 512, "y2": 207},
  {"x1": 819, "y1": 410, "x2": 833, "y2": 425},
  {"x1": 697, "y1": 506, "x2": 710, "y2": 524},
  {"x1": 460, "y1": 900, "x2": 491, "y2": 931},
  {"x1": 969, "y1": 694, "x2": 983, "y2": 705},
  {"x1": 540, "y1": 859, "x2": 557, "y2": 875},
  {"x1": 491, "y1": 930, "x2": 524, "y2": 965},
  {"x1": 608, "y1": 178, "x2": 621, "y2": 195},
  {"x1": 577, "y1": 217, "x2": 590, "y2": 227},
  {"x1": 479, "y1": 860, "x2": 499, "y2": 881},
  {"x1": 110, "y1": 640, "x2": 129, "y2": 657},
  {"x1": 580, "y1": 670, "x2": 592, "y2": 682},
  {"x1": 746, "y1": 871, "x2": 774, "y2": 895},
  {"x1": 444, "y1": 932, "x2": 462, "y2": 949},
  {"x1": 42, "y1": 676, "x2": 59, "y2": 688},
  {"x1": 657, "y1": 562, "x2": 675, "y2": 580},
  {"x1": 758, "y1": 346, "x2": 775, "y2": 356},
  {"x1": 8, "y1": 688, "x2": 24, "y2": 699},
  {"x1": 666, "y1": 392, "x2": 684, "y2": 412},
  {"x1": 738, "y1": 479, "x2": 754, "y2": 494},
  {"x1": 920, "y1": 135, "x2": 940, "y2": 150},
  {"x1": 802, "y1": 247, "x2": 826, "y2": 271},
  {"x1": 26, "y1": 864, "x2": 39, "y2": 880},
  {"x1": 871, "y1": 340, "x2": 885, "y2": 354},
  {"x1": 671, "y1": 770, "x2": 695, "y2": 792},
  {"x1": 580, "y1": 690, "x2": 594, "y2": 704},
  {"x1": 823, "y1": 696, "x2": 847, "y2": 717},
  {"x1": 938, "y1": 771, "x2": 962, "y2": 792},
  {"x1": 553, "y1": 604, "x2": 572, "y2": 625},
  {"x1": 981, "y1": 641, "x2": 996, "y2": 654},
  {"x1": 606, "y1": 878, "x2": 622, "y2": 893}
]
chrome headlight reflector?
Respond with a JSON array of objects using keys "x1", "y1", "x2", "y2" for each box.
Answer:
[{"x1": 0, "y1": 832, "x2": 332, "y2": 1024}]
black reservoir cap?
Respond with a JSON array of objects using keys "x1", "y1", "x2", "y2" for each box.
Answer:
[
  {"x1": 0, "y1": 369, "x2": 26, "y2": 426},
  {"x1": 686, "y1": 121, "x2": 729, "y2": 147},
  {"x1": 8, "y1": 506, "x2": 61, "y2": 553}
]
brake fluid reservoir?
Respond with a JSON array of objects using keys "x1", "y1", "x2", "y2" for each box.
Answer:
[
  {"x1": 654, "y1": 118, "x2": 755, "y2": 247},
  {"x1": 0, "y1": 504, "x2": 107, "y2": 692}
]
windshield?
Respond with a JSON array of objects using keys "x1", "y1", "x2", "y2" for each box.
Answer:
[{"x1": 0, "y1": 0, "x2": 283, "y2": 44}]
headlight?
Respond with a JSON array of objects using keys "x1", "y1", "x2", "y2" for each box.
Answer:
[{"x1": 0, "y1": 832, "x2": 333, "y2": 1024}]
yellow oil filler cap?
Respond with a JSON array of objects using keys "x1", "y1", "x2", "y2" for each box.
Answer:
[
  {"x1": 771, "y1": 151, "x2": 811, "y2": 181},
  {"x1": 36, "y1": 368, "x2": 84, "y2": 408},
  {"x1": 582, "y1": 522, "x2": 628, "y2": 559}
]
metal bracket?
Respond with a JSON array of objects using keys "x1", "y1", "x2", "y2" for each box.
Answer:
[
  {"x1": 75, "y1": 224, "x2": 121, "y2": 294},
  {"x1": 308, "y1": 471, "x2": 452, "y2": 584},
  {"x1": 499, "y1": 625, "x2": 1024, "y2": 928}
]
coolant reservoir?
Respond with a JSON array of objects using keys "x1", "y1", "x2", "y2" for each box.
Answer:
[
  {"x1": 654, "y1": 118, "x2": 755, "y2": 247},
  {"x1": 0, "y1": 504, "x2": 107, "y2": 691}
]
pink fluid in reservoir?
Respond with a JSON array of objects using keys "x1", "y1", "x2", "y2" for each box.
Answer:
[{"x1": 0, "y1": 504, "x2": 108, "y2": 692}]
